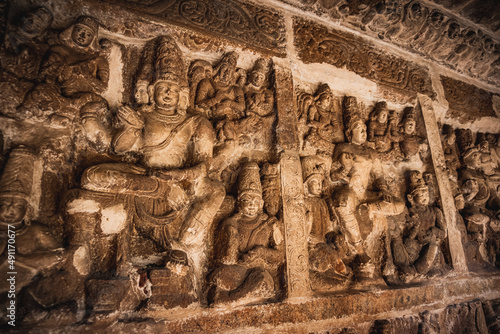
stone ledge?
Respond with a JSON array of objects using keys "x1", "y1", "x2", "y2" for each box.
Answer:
[{"x1": 49, "y1": 273, "x2": 500, "y2": 333}]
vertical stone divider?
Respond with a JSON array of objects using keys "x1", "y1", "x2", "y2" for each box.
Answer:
[
  {"x1": 417, "y1": 94, "x2": 468, "y2": 272},
  {"x1": 274, "y1": 62, "x2": 311, "y2": 298}
]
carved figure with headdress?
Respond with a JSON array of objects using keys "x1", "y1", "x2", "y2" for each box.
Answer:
[
  {"x1": 391, "y1": 171, "x2": 446, "y2": 282},
  {"x1": 18, "y1": 16, "x2": 110, "y2": 145},
  {"x1": 0, "y1": 7, "x2": 53, "y2": 113},
  {"x1": 302, "y1": 156, "x2": 352, "y2": 291},
  {"x1": 298, "y1": 83, "x2": 343, "y2": 156},
  {"x1": 208, "y1": 162, "x2": 284, "y2": 306},
  {"x1": 0, "y1": 147, "x2": 64, "y2": 293},
  {"x1": 66, "y1": 36, "x2": 225, "y2": 279},
  {"x1": 367, "y1": 101, "x2": 397, "y2": 153},
  {"x1": 330, "y1": 96, "x2": 405, "y2": 274}
]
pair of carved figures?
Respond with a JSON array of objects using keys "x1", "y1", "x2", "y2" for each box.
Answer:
[
  {"x1": 449, "y1": 129, "x2": 500, "y2": 267},
  {"x1": 1, "y1": 8, "x2": 110, "y2": 146}
]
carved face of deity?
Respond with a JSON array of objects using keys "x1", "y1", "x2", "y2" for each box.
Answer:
[
  {"x1": 479, "y1": 141, "x2": 490, "y2": 153},
  {"x1": 306, "y1": 177, "x2": 323, "y2": 197},
  {"x1": 249, "y1": 70, "x2": 265, "y2": 88},
  {"x1": 215, "y1": 63, "x2": 235, "y2": 86},
  {"x1": 317, "y1": 93, "x2": 332, "y2": 112},
  {"x1": 377, "y1": 109, "x2": 389, "y2": 124},
  {"x1": 0, "y1": 196, "x2": 28, "y2": 226},
  {"x1": 445, "y1": 132, "x2": 456, "y2": 146},
  {"x1": 154, "y1": 81, "x2": 180, "y2": 112},
  {"x1": 71, "y1": 23, "x2": 95, "y2": 47},
  {"x1": 239, "y1": 193, "x2": 264, "y2": 219},
  {"x1": 350, "y1": 121, "x2": 367, "y2": 145},
  {"x1": 411, "y1": 188, "x2": 430, "y2": 206},
  {"x1": 403, "y1": 119, "x2": 416, "y2": 135},
  {"x1": 21, "y1": 8, "x2": 52, "y2": 36},
  {"x1": 464, "y1": 150, "x2": 482, "y2": 169},
  {"x1": 134, "y1": 84, "x2": 149, "y2": 105}
]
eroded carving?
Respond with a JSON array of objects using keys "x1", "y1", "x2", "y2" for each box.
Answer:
[
  {"x1": 208, "y1": 162, "x2": 284, "y2": 306},
  {"x1": 109, "y1": 0, "x2": 286, "y2": 55},
  {"x1": 391, "y1": 171, "x2": 447, "y2": 282},
  {"x1": 18, "y1": 16, "x2": 111, "y2": 145},
  {"x1": 294, "y1": 18, "x2": 435, "y2": 97},
  {"x1": 287, "y1": 0, "x2": 499, "y2": 84}
]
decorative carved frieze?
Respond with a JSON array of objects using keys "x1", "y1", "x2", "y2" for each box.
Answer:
[
  {"x1": 441, "y1": 76, "x2": 498, "y2": 121},
  {"x1": 293, "y1": 18, "x2": 435, "y2": 97},
  {"x1": 286, "y1": 0, "x2": 499, "y2": 85},
  {"x1": 108, "y1": 0, "x2": 286, "y2": 55}
]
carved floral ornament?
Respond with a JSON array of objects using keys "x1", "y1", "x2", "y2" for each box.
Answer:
[
  {"x1": 0, "y1": 3, "x2": 499, "y2": 330},
  {"x1": 293, "y1": 18, "x2": 435, "y2": 97}
]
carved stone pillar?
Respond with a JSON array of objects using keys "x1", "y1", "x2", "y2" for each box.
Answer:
[
  {"x1": 274, "y1": 62, "x2": 310, "y2": 298},
  {"x1": 417, "y1": 94, "x2": 468, "y2": 272}
]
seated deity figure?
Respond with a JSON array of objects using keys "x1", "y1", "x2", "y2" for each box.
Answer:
[
  {"x1": 208, "y1": 162, "x2": 284, "y2": 306},
  {"x1": 330, "y1": 97, "x2": 405, "y2": 268},
  {"x1": 19, "y1": 16, "x2": 110, "y2": 143},
  {"x1": 193, "y1": 51, "x2": 245, "y2": 142},
  {"x1": 367, "y1": 101, "x2": 396, "y2": 153},
  {"x1": 67, "y1": 37, "x2": 225, "y2": 273},
  {"x1": 0, "y1": 147, "x2": 65, "y2": 293},
  {"x1": 299, "y1": 83, "x2": 344, "y2": 156},
  {"x1": 302, "y1": 156, "x2": 352, "y2": 290},
  {"x1": 392, "y1": 171, "x2": 447, "y2": 282},
  {"x1": 477, "y1": 135, "x2": 500, "y2": 176}
]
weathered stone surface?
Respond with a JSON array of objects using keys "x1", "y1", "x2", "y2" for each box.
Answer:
[
  {"x1": 283, "y1": 0, "x2": 500, "y2": 85},
  {"x1": 107, "y1": 0, "x2": 286, "y2": 55},
  {"x1": 441, "y1": 76, "x2": 498, "y2": 121},
  {"x1": 294, "y1": 18, "x2": 435, "y2": 98}
]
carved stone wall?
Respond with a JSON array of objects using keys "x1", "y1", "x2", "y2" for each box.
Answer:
[{"x1": 0, "y1": 0, "x2": 499, "y2": 332}]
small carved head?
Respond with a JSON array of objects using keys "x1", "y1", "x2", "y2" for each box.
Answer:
[
  {"x1": 349, "y1": 120, "x2": 367, "y2": 145},
  {"x1": 0, "y1": 147, "x2": 36, "y2": 227},
  {"x1": 447, "y1": 21, "x2": 460, "y2": 40},
  {"x1": 71, "y1": 16, "x2": 99, "y2": 48},
  {"x1": 430, "y1": 11, "x2": 444, "y2": 27},
  {"x1": 248, "y1": 58, "x2": 269, "y2": 88},
  {"x1": 462, "y1": 147, "x2": 482, "y2": 169},
  {"x1": 214, "y1": 52, "x2": 238, "y2": 86},
  {"x1": 402, "y1": 108, "x2": 416, "y2": 135},
  {"x1": 238, "y1": 162, "x2": 264, "y2": 218},
  {"x1": 343, "y1": 96, "x2": 366, "y2": 144},
  {"x1": 371, "y1": 102, "x2": 390, "y2": 124},
  {"x1": 134, "y1": 80, "x2": 149, "y2": 105},
  {"x1": 21, "y1": 7, "x2": 53, "y2": 36},
  {"x1": 407, "y1": 171, "x2": 429, "y2": 207},
  {"x1": 314, "y1": 84, "x2": 333, "y2": 112},
  {"x1": 302, "y1": 156, "x2": 325, "y2": 198}
]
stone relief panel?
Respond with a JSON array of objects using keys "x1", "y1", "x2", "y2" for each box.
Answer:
[
  {"x1": 294, "y1": 87, "x2": 450, "y2": 290},
  {"x1": 441, "y1": 76, "x2": 498, "y2": 122},
  {"x1": 109, "y1": 0, "x2": 286, "y2": 55},
  {"x1": 284, "y1": 0, "x2": 500, "y2": 85},
  {"x1": 294, "y1": 17, "x2": 435, "y2": 98},
  {"x1": 444, "y1": 127, "x2": 500, "y2": 270},
  {"x1": 0, "y1": 1, "x2": 497, "y2": 329}
]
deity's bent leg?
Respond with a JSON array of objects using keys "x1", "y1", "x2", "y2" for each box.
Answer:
[
  {"x1": 178, "y1": 177, "x2": 225, "y2": 245},
  {"x1": 81, "y1": 163, "x2": 169, "y2": 198},
  {"x1": 334, "y1": 188, "x2": 364, "y2": 255}
]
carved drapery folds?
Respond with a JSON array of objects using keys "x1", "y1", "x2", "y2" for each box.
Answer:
[{"x1": 0, "y1": 1, "x2": 498, "y2": 329}]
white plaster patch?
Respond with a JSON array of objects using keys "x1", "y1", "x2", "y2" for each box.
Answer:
[
  {"x1": 66, "y1": 199, "x2": 101, "y2": 214},
  {"x1": 73, "y1": 246, "x2": 91, "y2": 276},
  {"x1": 100, "y1": 204, "x2": 127, "y2": 234},
  {"x1": 101, "y1": 43, "x2": 124, "y2": 108}
]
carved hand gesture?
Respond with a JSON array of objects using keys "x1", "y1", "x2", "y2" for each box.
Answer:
[{"x1": 117, "y1": 105, "x2": 144, "y2": 128}]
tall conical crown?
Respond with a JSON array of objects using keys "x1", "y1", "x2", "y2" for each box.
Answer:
[{"x1": 238, "y1": 162, "x2": 262, "y2": 199}]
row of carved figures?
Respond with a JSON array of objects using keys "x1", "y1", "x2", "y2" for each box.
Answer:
[{"x1": 299, "y1": 0, "x2": 498, "y2": 81}]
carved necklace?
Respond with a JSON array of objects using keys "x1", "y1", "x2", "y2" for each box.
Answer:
[{"x1": 148, "y1": 110, "x2": 184, "y2": 123}]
